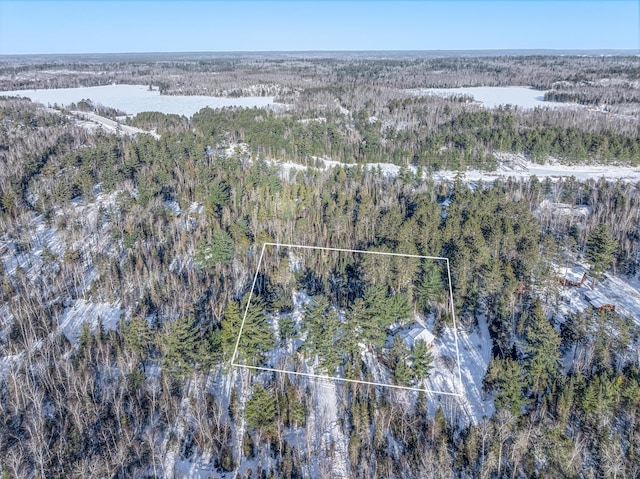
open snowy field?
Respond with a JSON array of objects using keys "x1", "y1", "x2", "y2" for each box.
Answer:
[
  {"x1": 410, "y1": 86, "x2": 580, "y2": 109},
  {"x1": 0, "y1": 84, "x2": 276, "y2": 116}
]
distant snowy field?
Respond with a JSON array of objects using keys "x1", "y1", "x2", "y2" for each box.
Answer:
[
  {"x1": 410, "y1": 86, "x2": 579, "y2": 109},
  {"x1": 0, "y1": 84, "x2": 276, "y2": 116}
]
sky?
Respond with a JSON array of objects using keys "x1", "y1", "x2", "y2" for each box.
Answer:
[{"x1": 0, "y1": 0, "x2": 638, "y2": 54}]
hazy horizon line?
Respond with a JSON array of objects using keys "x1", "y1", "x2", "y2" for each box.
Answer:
[{"x1": 1, "y1": 48, "x2": 638, "y2": 61}]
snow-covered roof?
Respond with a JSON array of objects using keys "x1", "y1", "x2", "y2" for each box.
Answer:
[
  {"x1": 584, "y1": 289, "x2": 614, "y2": 309},
  {"x1": 400, "y1": 324, "x2": 435, "y2": 349}
]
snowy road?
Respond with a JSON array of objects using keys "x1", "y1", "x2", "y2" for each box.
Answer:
[{"x1": 70, "y1": 110, "x2": 161, "y2": 139}]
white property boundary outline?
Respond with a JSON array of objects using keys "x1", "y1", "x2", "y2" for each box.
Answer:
[{"x1": 231, "y1": 243, "x2": 463, "y2": 397}]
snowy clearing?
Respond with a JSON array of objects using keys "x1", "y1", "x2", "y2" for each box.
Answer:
[
  {"x1": 59, "y1": 299, "x2": 123, "y2": 344},
  {"x1": 556, "y1": 264, "x2": 640, "y2": 326},
  {"x1": 423, "y1": 316, "x2": 494, "y2": 425}
]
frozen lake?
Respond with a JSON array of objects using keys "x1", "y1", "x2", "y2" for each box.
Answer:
[
  {"x1": 0, "y1": 84, "x2": 276, "y2": 116},
  {"x1": 411, "y1": 86, "x2": 580, "y2": 109}
]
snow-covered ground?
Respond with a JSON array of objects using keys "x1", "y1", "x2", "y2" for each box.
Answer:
[
  {"x1": 268, "y1": 157, "x2": 403, "y2": 180},
  {"x1": 69, "y1": 110, "x2": 161, "y2": 139},
  {"x1": 240, "y1": 286, "x2": 493, "y2": 426},
  {"x1": 423, "y1": 316, "x2": 494, "y2": 425},
  {"x1": 58, "y1": 298, "x2": 123, "y2": 343},
  {"x1": 557, "y1": 264, "x2": 640, "y2": 325},
  {"x1": 265, "y1": 149, "x2": 640, "y2": 184},
  {"x1": 307, "y1": 378, "x2": 350, "y2": 478},
  {"x1": 409, "y1": 86, "x2": 582, "y2": 110},
  {"x1": 457, "y1": 154, "x2": 640, "y2": 183},
  {"x1": 0, "y1": 189, "x2": 123, "y2": 345},
  {"x1": 0, "y1": 84, "x2": 276, "y2": 116},
  {"x1": 536, "y1": 199, "x2": 591, "y2": 217}
]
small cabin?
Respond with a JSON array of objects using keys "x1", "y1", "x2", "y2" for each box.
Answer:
[
  {"x1": 584, "y1": 290, "x2": 616, "y2": 312},
  {"x1": 399, "y1": 323, "x2": 436, "y2": 350}
]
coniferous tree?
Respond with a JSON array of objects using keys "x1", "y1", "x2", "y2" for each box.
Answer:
[
  {"x1": 411, "y1": 339, "x2": 433, "y2": 381},
  {"x1": 159, "y1": 316, "x2": 200, "y2": 378},
  {"x1": 245, "y1": 383, "x2": 278, "y2": 438},
  {"x1": 525, "y1": 301, "x2": 561, "y2": 398},
  {"x1": 490, "y1": 358, "x2": 529, "y2": 416},
  {"x1": 301, "y1": 295, "x2": 340, "y2": 372},
  {"x1": 221, "y1": 300, "x2": 243, "y2": 361},
  {"x1": 585, "y1": 224, "x2": 617, "y2": 284},
  {"x1": 195, "y1": 228, "x2": 235, "y2": 267},
  {"x1": 221, "y1": 297, "x2": 276, "y2": 365},
  {"x1": 415, "y1": 260, "x2": 445, "y2": 313},
  {"x1": 121, "y1": 315, "x2": 153, "y2": 364}
]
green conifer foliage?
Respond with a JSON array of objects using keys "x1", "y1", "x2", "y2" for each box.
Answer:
[
  {"x1": 585, "y1": 224, "x2": 617, "y2": 282},
  {"x1": 195, "y1": 228, "x2": 235, "y2": 267},
  {"x1": 525, "y1": 301, "x2": 561, "y2": 397},
  {"x1": 411, "y1": 339, "x2": 433, "y2": 382},
  {"x1": 122, "y1": 315, "x2": 153, "y2": 363},
  {"x1": 159, "y1": 316, "x2": 200, "y2": 378},
  {"x1": 490, "y1": 358, "x2": 529, "y2": 416},
  {"x1": 222, "y1": 297, "x2": 276, "y2": 366},
  {"x1": 245, "y1": 383, "x2": 278, "y2": 438}
]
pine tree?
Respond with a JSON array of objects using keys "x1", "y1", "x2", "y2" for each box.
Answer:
[
  {"x1": 159, "y1": 316, "x2": 200, "y2": 378},
  {"x1": 361, "y1": 285, "x2": 411, "y2": 347},
  {"x1": 195, "y1": 228, "x2": 235, "y2": 267},
  {"x1": 415, "y1": 260, "x2": 445, "y2": 313},
  {"x1": 121, "y1": 315, "x2": 153, "y2": 363},
  {"x1": 411, "y1": 339, "x2": 433, "y2": 381},
  {"x1": 77, "y1": 321, "x2": 93, "y2": 361},
  {"x1": 245, "y1": 383, "x2": 278, "y2": 438},
  {"x1": 395, "y1": 359, "x2": 412, "y2": 386},
  {"x1": 344, "y1": 297, "x2": 373, "y2": 351},
  {"x1": 221, "y1": 300, "x2": 243, "y2": 361},
  {"x1": 388, "y1": 335, "x2": 411, "y2": 385},
  {"x1": 278, "y1": 315, "x2": 296, "y2": 344},
  {"x1": 221, "y1": 297, "x2": 275, "y2": 365},
  {"x1": 301, "y1": 295, "x2": 340, "y2": 373},
  {"x1": 199, "y1": 327, "x2": 222, "y2": 371},
  {"x1": 491, "y1": 358, "x2": 529, "y2": 416},
  {"x1": 585, "y1": 224, "x2": 617, "y2": 283},
  {"x1": 525, "y1": 301, "x2": 561, "y2": 397}
]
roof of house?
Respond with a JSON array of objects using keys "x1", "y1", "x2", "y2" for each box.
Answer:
[
  {"x1": 400, "y1": 324, "x2": 435, "y2": 348},
  {"x1": 584, "y1": 289, "x2": 614, "y2": 309}
]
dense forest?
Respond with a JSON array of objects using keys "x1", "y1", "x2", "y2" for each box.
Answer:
[{"x1": 0, "y1": 54, "x2": 639, "y2": 478}]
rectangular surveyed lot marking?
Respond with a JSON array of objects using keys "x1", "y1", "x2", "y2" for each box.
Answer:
[{"x1": 231, "y1": 243, "x2": 463, "y2": 396}]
